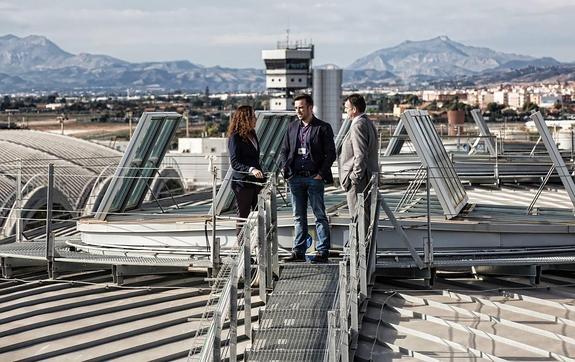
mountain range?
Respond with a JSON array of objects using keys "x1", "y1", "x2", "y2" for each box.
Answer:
[{"x1": 0, "y1": 34, "x2": 573, "y2": 92}]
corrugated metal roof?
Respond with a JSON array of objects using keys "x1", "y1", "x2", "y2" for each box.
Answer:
[
  {"x1": 0, "y1": 268, "x2": 262, "y2": 361},
  {"x1": 357, "y1": 271, "x2": 575, "y2": 361}
]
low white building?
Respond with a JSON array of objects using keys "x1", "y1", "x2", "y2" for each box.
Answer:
[
  {"x1": 493, "y1": 91, "x2": 508, "y2": 107},
  {"x1": 507, "y1": 91, "x2": 529, "y2": 110},
  {"x1": 169, "y1": 137, "x2": 229, "y2": 188}
]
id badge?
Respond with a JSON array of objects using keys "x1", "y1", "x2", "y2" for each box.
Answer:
[{"x1": 298, "y1": 147, "x2": 307, "y2": 155}]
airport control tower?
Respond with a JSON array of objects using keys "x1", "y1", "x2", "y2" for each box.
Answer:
[{"x1": 262, "y1": 37, "x2": 314, "y2": 111}]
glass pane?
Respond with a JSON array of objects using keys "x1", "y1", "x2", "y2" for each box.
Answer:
[
  {"x1": 94, "y1": 112, "x2": 182, "y2": 220},
  {"x1": 125, "y1": 117, "x2": 179, "y2": 209}
]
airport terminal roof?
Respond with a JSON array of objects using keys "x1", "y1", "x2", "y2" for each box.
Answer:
[{"x1": 0, "y1": 130, "x2": 121, "y2": 232}]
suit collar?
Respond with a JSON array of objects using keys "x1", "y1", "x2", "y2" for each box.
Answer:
[
  {"x1": 240, "y1": 131, "x2": 258, "y2": 152},
  {"x1": 352, "y1": 113, "x2": 366, "y2": 123},
  {"x1": 290, "y1": 116, "x2": 320, "y2": 149},
  {"x1": 299, "y1": 115, "x2": 317, "y2": 127}
]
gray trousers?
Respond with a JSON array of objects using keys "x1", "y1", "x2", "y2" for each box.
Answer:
[{"x1": 346, "y1": 177, "x2": 369, "y2": 220}]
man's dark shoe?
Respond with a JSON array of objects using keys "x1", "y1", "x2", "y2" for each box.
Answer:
[
  {"x1": 310, "y1": 253, "x2": 329, "y2": 263},
  {"x1": 282, "y1": 252, "x2": 306, "y2": 262}
]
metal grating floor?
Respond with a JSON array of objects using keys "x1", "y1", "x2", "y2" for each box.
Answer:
[
  {"x1": 247, "y1": 264, "x2": 338, "y2": 361},
  {"x1": 0, "y1": 241, "x2": 211, "y2": 268},
  {"x1": 377, "y1": 248, "x2": 575, "y2": 269}
]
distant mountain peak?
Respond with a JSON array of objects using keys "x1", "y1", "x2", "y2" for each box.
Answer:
[
  {"x1": 0, "y1": 33, "x2": 569, "y2": 93},
  {"x1": 0, "y1": 34, "x2": 19, "y2": 41},
  {"x1": 0, "y1": 33, "x2": 263, "y2": 92},
  {"x1": 347, "y1": 36, "x2": 541, "y2": 78}
]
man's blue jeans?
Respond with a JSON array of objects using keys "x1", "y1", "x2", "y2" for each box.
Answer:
[{"x1": 288, "y1": 176, "x2": 330, "y2": 257}]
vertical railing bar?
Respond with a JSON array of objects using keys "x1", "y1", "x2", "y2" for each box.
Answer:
[
  {"x1": 495, "y1": 135, "x2": 500, "y2": 186},
  {"x1": 369, "y1": 175, "x2": 379, "y2": 279},
  {"x1": 339, "y1": 260, "x2": 349, "y2": 362},
  {"x1": 271, "y1": 173, "x2": 279, "y2": 277},
  {"x1": 244, "y1": 222, "x2": 252, "y2": 340},
  {"x1": 211, "y1": 164, "x2": 220, "y2": 275},
  {"x1": 349, "y1": 222, "x2": 359, "y2": 349},
  {"x1": 327, "y1": 310, "x2": 337, "y2": 361},
  {"x1": 212, "y1": 309, "x2": 221, "y2": 362},
  {"x1": 257, "y1": 194, "x2": 267, "y2": 304},
  {"x1": 15, "y1": 159, "x2": 23, "y2": 243},
  {"x1": 264, "y1": 189, "x2": 273, "y2": 291},
  {"x1": 425, "y1": 166, "x2": 433, "y2": 266},
  {"x1": 45, "y1": 163, "x2": 55, "y2": 279},
  {"x1": 229, "y1": 262, "x2": 238, "y2": 362},
  {"x1": 358, "y1": 194, "x2": 367, "y2": 299}
]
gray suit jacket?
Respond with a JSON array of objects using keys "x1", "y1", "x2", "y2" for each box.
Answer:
[{"x1": 338, "y1": 114, "x2": 379, "y2": 190}]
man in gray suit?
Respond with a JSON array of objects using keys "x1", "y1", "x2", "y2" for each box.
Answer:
[{"x1": 339, "y1": 93, "x2": 379, "y2": 218}]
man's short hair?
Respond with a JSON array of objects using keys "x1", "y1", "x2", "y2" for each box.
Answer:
[
  {"x1": 345, "y1": 93, "x2": 366, "y2": 113},
  {"x1": 294, "y1": 94, "x2": 313, "y2": 107}
]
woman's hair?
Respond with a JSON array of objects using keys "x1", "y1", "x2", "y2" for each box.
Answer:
[{"x1": 227, "y1": 105, "x2": 255, "y2": 139}]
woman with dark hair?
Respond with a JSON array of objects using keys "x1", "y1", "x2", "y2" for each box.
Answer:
[{"x1": 227, "y1": 105, "x2": 264, "y2": 234}]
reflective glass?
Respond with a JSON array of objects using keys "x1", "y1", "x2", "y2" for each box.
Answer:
[{"x1": 94, "y1": 112, "x2": 182, "y2": 220}]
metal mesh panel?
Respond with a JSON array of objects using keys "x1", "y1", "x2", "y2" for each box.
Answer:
[
  {"x1": 247, "y1": 349, "x2": 326, "y2": 361},
  {"x1": 0, "y1": 241, "x2": 198, "y2": 267},
  {"x1": 251, "y1": 328, "x2": 328, "y2": 351},
  {"x1": 249, "y1": 264, "x2": 337, "y2": 359},
  {"x1": 265, "y1": 292, "x2": 336, "y2": 311},
  {"x1": 259, "y1": 309, "x2": 330, "y2": 329}
]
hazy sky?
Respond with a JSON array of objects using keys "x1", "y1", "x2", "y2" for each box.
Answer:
[{"x1": 0, "y1": 0, "x2": 573, "y2": 68}]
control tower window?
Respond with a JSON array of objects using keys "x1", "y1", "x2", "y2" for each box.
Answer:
[
  {"x1": 286, "y1": 60, "x2": 309, "y2": 70},
  {"x1": 264, "y1": 59, "x2": 286, "y2": 69}
]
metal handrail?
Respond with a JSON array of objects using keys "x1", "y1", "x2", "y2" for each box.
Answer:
[
  {"x1": 326, "y1": 173, "x2": 379, "y2": 361},
  {"x1": 188, "y1": 177, "x2": 277, "y2": 361}
]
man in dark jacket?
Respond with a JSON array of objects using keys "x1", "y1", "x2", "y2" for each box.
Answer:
[{"x1": 279, "y1": 94, "x2": 336, "y2": 263}]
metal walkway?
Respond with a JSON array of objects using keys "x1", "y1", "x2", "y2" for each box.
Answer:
[
  {"x1": 0, "y1": 240, "x2": 213, "y2": 284},
  {"x1": 247, "y1": 263, "x2": 339, "y2": 361}
]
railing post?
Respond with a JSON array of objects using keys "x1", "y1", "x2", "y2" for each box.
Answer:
[
  {"x1": 15, "y1": 160, "x2": 23, "y2": 242},
  {"x1": 229, "y1": 262, "x2": 238, "y2": 362},
  {"x1": 339, "y1": 261, "x2": 350, "y2": 362},
  {"x1": 211, "y1": 164, "x2": 220, "y2": 275},
  {"x1": 45, "y1": 163, "x2": 55, "y2": 279},
  {"x1": 369, "y1": 177, "x2": 379, "y2": 279},
  {"x1": 424, "y1": 166, "x2": 433, "y2": 266},
  {"x1": 243, "y1": 222, "x2": 252, "y2": 340},
  {"x1": 357, "y1": 194, "x2": 367, "y2": 299},
  {"x1": 494, "y1": 135, "x2": 500, "y2": 187},
  {"x1": 349, "y1": 223, "x2": 359, "y2": 349},
  {"x1": 264, "y1": 189, "x2": 273, "y2": 291},
  {"x1": 257, "y1": 195, "x2": 267, "y2": 304},
  {"x1": 328, "y1": 310, "x2": 338, "y2": 361},
  {"x1": 271, "y1": 173, "x2": 279, "y2": 277},
  {"x1": 212, "y1": 309, "x2": 221, "y2": 362}
]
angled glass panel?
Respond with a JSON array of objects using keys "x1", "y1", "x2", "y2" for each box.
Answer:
[
  {"x1": 384, "y1": 118, "x2": 407, "y2": 156},
  {"x1": 110, "y1": 120, "x2": 162, "y2": 212},
  {"x1": 212, "y1": 111, "x2": 296, "y2": 215},
  {"x1": 530, "y1": 111, "x2": 575, "y2": 209},
  {"x1": 469, "y1": 109, "x2": 496, "y2": 156},
  {"x1": 126, "y1": 117, "x2": 181, "y2": 209},
  {"x1": 400, "y1": 109, "x2": 468, "y2": 218},
  {"x1": 94, "y1": 112, "x2": 182, "y2": 220}
]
